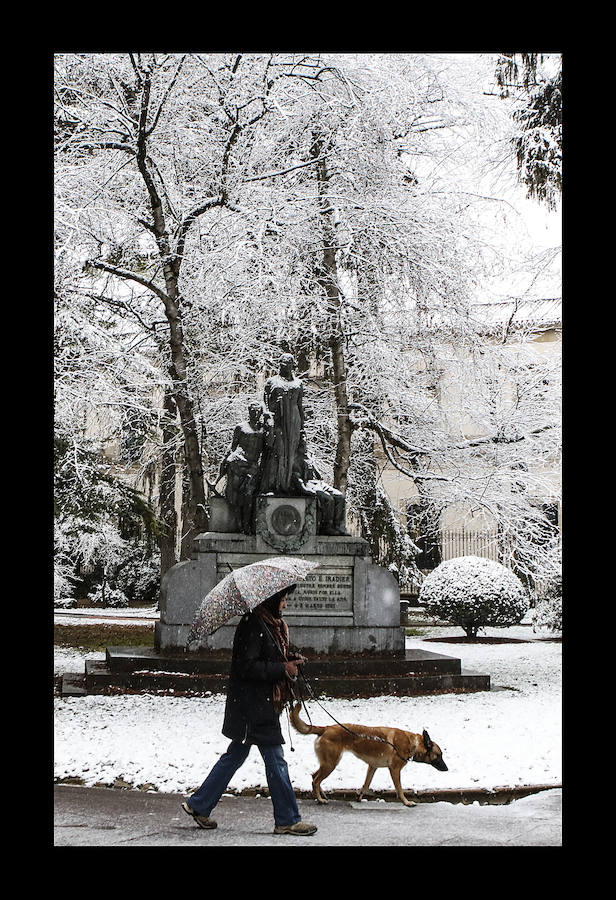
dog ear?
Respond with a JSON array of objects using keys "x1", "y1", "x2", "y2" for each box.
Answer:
[{"x1": 422, "y1": 729, "x2": 432, "y2": 749}]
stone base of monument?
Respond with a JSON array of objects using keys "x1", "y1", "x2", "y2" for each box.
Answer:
[
  {"x1": 59, "y1": 645, "x2": 490, "y2": 697},
  {"x1": 156, "y1": 531, "x2": 404, "y2": 654},
  {"x1": 156, "y1": 494, "x2": 405, "y2": 655}
]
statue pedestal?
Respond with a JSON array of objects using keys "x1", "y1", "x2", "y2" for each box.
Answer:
[{"x1": 156, "y1": 497, "x2": 404, "y2": 654}]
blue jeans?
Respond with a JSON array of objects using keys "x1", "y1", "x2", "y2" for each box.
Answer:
[{"x1": 188, "y1": 740, "x2": 301, "y2": 827}]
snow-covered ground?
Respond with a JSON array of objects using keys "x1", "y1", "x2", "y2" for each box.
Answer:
[
  {"x1": 54, "y1": 604, "x2": 160, "y2": 625},
  {"x1": 54, "y1": 616, "x2": 561, "y2": 797}
]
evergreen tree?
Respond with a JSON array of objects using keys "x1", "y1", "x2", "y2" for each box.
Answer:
[
  {"x1": 495, "y1": 53, "x2": 562, "y2": 208},
  {"x1": 54, "y1": 429, "x2": 161, "y2": 605}
]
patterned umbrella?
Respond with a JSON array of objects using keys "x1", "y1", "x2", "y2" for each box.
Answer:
[{"x1": 186, "y1": 556, "x2": 319, "y2": 645}]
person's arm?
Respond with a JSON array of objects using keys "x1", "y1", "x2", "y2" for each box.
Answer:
[
  {"x1": 234, "y1": 616, "x2": 286, "y2": 682},
  {"x1": 283, "y1": 657, "x2": 306, "y2": 678}
]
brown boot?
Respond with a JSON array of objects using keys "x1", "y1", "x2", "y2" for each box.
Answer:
[
  {"x1": 181, "y1": 801, "x2": 217, "y2": 829},
  {"x1": 274, "y1": 820, "x2": 317, "y2": 835}
]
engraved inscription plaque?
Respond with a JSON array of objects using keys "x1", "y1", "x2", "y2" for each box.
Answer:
[{"x1": 287, "y1": 568, "x2": 353, "y2": 615}]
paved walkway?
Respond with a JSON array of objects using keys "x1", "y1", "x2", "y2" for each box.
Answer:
[{"x1": 54, "y1": 784, "x2": 562, "y2": 847}]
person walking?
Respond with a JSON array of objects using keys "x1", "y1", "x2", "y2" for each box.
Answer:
[{"x1": 182, "y1": 584, "x2": 317, "y2": 836}]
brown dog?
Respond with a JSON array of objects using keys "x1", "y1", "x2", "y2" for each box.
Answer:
[{"x1": 290, "y1": 701, "x2": 448, "y2": 807}]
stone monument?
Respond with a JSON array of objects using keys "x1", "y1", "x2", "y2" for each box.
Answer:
[
  {"x1": 155, "y1": 353, "x2": 403, "y2": 655},
  {"x1": 61, "y1": 353, "x2": 490, "y2": 696}
]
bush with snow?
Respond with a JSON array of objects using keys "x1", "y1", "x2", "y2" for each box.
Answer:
[
  {"x1": 86, "y1": 583, "x2": 129, "y2": 608},
  {"x1": 532, "y1": 541, "x2": 562, "y2": 634},
  {"x1": 419, "y1": 555, "x2": 529, "y2": 639},
  {"x1": 533, "y1": 593, "x2": 562, "y2": 633},
  {"x1": 54, "y1": 595, "x2": 78, "y2": 609},
  {"x1": 532, "y1": 569, "x2": 562, "y2": 634}
]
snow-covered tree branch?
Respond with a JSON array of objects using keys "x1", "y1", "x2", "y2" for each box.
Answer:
[{"x1": 55, "y1": 52, "x2": 561, "y2": 599}]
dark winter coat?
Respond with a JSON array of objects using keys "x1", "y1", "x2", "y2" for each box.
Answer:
[{"x1": 222, "y1": 610, "x2": 291, "y2": 746}]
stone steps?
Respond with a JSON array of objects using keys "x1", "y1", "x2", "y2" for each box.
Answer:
[
  {"x1": 105, "y1": 646, "x2": 462, "y2": 675},
  {"x1": 58, "y1": 645, "x2": 490, "y2": 698},
  {"x1": 59, "y1": 672, "x2": 87, "y2": 696}
]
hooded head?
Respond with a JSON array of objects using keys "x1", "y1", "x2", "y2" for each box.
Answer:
[{"x1": 261, "y1": 584, "x2": 297, "y2": 617}]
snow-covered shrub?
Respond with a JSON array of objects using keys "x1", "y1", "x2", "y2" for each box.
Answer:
[
  {"x1": 532, "y1": 570, "x2": 562, "y2": 633},
  {"x1": 419, "y1": 555, "x2": 529, "y2": 638},
  {"x1": 54, "y1": 564, "x2": 76, "y2": 607},
  {"x1": 86, "y1": 583, "x2": 129, "y2": 608},
  {"x1": 54, "y1": 594, "x2": 78, "y2": 609},
  {"x1": 533, "y1": 593, "x2": 562, "y2": 633},
  {"x1": 532, "y1": 541, "x2": 562, "y2": 633},
  {"x1": 54, "y1": 519, "x2": 77, "y2": 605}
]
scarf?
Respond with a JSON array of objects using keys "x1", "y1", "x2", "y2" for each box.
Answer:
[{"x1": 254, "y1": 604, "x2": 295, "y2": 714}]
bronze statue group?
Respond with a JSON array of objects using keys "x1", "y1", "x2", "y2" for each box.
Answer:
[{"x1": 213, "y1": 353, "x2": 348, "y2": 536}]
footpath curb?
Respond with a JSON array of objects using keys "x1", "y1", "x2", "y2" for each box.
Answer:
[{"x1": 53, "y1": 777, "x2": 561, "y2": 806}]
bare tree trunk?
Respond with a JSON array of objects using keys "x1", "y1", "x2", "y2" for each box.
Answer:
[
  {"x1": 132, "y1": 63, "x2": 208, "y2": 547},
  {"x1": 311, "y1": 130, "x2": 353, "y2": 495},
  {"x1": 179, "y1": 462, "x2": 196, "y2": 560},
  {"x1": 158, "y1": 391, "x2": 179, "y2": 578},
  {"x1": 330, "y1": 332, "x2": 353, "y2": 496}
]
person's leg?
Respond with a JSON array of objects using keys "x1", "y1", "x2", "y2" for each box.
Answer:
[
  {"x1": 258, "y1": 743, "x2": 301, "y2": 827},
  {"x1": 187, "y1": 740, "x2": 251, "y2": 816}
]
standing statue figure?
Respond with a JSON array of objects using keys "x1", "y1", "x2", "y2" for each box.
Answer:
[
  {"x1": 260, "y1": 353, "x2": 305, "y2": 495},
  {"x1": 217, "y1": 402, "x2": 273, "y2": 534},
  {"x1": 291, "y1": 433, "x2": 349, "y2": 536}
]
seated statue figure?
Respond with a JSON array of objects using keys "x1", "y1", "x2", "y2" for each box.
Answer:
[
  {"x1": 291, "y1": 435, "x2": 349, "y2": 536},
  {"x1": 216, "y1": 402, "x2": 273, "y2": 534}
]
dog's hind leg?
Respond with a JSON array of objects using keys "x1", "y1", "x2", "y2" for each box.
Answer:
[
  {"x1": 388, "y1": 764, "x2": 416, "y2": 807},
  {"x1": 312, "y1": 764, "x2": 335, "y2": 804},
  {"x1": 312, "y1": 738, "x2": 342, "y2": 804},
  {"x1": 358, "y1": 765, "x2": 377, "y2": 801}
]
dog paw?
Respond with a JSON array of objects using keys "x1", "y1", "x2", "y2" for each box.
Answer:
[{"x1": 402, "y1": 800, "x2": 417, "y2": 808}]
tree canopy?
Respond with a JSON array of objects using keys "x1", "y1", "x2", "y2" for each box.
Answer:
[{"x1": 54, "y1": 52, "x2": 561, "y2": 600}]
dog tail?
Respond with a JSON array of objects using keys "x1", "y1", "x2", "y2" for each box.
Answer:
[{"x1": 290, "y1": 701, "x2": 326, "y2": 735}]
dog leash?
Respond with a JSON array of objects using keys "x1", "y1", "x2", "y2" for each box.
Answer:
[
  {"x1": 259, "y1": 621, "x2": 412, "y2": 764},
  {"x1": 256, "y1": 619, "x2": 302, "y2": 753},
  {"x1": 293, "y1": 665, "x2": 414, "y2": 764}
]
